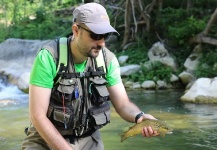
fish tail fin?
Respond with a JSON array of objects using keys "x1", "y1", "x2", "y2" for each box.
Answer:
[{"x1": 118, "y1": 132, "x2": 127, "y2": 142}]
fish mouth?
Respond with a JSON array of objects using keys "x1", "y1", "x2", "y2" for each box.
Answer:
[{"x1": 167, "y1": 131, "x2": 173, "y2": 134}]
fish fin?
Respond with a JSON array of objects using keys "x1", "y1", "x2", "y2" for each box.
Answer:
[
  {"x1": 118, "y1": 132, "x2": 127, "y2": 142},
  {"x1": 160, "y1": 132, "x2": 165, "y2": 138},
  {"x1": 128, "y1": 124, "x2": 136, "y2": 130}
]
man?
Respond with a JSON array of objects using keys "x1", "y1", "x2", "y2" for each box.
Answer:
[{"x1": 22, "y1": 3, "x2": 158, "y2": 150}]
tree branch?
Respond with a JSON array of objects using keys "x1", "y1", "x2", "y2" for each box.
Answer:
[
  {"x1": 190, "y1": 7, "x2": 217, "y2": 46},
  {"x1": 203, "y1": 7, "x2": 217, "y2": 35},
  {"x1": 130, "y1": 0, "x2": 137, "y2": 33}
]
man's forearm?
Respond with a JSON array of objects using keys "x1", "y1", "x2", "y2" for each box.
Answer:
[
  {"x1": 31, "y1": 116, "x2": 73, "y2": 150},
  {"x1": 114, "y1": 101, "x2": 141, "y2": 123},
  {"x1": 108, "y1": 83, "x2": 142, "y2": 123}
]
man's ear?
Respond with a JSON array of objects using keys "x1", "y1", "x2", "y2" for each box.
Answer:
[{"x1": 72, "y1": 24, "x2": 79, "y2": 36}]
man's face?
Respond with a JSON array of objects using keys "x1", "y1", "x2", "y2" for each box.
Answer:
[{"x1": 75, "y1": 24, "x2": 107, "y2": 58}]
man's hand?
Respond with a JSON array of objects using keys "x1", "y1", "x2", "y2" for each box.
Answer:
[{"x1": 137, "y1": 114, "x2": 160, "y2": 137}]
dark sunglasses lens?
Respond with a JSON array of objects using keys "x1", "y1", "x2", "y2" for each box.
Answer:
[{"x1": 90, "y1": 33, "x2": 110, "y2": 40}]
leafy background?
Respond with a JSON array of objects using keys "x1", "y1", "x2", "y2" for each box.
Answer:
[{"x1": 0, "y1": 0, "x2": 217, "y2": 82}]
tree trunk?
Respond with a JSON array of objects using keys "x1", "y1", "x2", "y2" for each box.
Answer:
[
  {"x1": 186, "y1": 0, "x2": 192, "y2": 13},
  {"x1": 190, "y1": 7, "x2": 217, "y2": 46},
  {"x1": 158, "y1": 0, "x2": 163, "y2": 11},
  {"x1": 121, "y1": 0, "x2": 132, "y2": 47},
  {"x1": 203, "y1": 7, "x2": 217, "y2": 35}
]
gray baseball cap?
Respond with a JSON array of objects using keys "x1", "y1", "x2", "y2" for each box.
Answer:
[{"x1": 73, "y1": 3, "x2": 119, "y2": 35}]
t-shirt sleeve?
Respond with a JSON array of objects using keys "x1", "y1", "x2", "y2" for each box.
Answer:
[
  {"x1": 106, "y1": 56, "x2": 122, "y2": 86},
  {"x1": 29, "y1": 49, "x2": 57, "y2": 88}
]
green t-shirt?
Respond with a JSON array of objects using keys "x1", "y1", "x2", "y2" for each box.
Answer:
[{"x1": 30, "y1": 49, "x2": 121, "y2": 88}]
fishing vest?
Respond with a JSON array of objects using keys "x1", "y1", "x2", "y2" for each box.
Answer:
[{"x1": 43, "y1": 37, "x2": 115, "y2": 137}]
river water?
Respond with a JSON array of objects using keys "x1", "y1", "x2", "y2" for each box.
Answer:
[{"x1": 0, "y1": 87, "x2": 217, "y2": 150}]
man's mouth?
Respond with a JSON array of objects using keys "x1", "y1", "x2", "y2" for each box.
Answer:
[{"x1": 92, "y1": 45, "x2": 102, "y2": 50}]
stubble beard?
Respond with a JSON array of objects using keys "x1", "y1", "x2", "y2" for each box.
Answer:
[{"x1": 88, "y1": 45, "x2": 102, "y2": 58}]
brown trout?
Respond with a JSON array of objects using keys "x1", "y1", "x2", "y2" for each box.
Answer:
[{"x1": 119, "y1": 119, "x2": 173, "y2": 142}]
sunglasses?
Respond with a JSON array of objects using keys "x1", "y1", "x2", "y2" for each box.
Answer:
[{"x1": 77, "y1": 25, "x2": 110, "y2": 41}]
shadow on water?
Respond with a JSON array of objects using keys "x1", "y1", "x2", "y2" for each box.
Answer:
[{"x1": 0, "y1": 89, "x2": 217, "y2": 150}]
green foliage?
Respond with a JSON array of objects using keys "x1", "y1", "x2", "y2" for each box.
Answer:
[
  {"x1": 0, "y1": 0, "x2": 78, "y2": 41},
  {"x1": 116, "y1": 38, "x2": 149, "y2": 65},
  {"x1": 143, "y1": 61, "x2": 173, "y2": 82},
  {"x1": 6, "y1": 6, "x2": 72, "y2": 40},
  {"x1": 156, "y1": 8, "x2": 207, "y2": 46},
  {"x1": 0, "y1": 24, "x2": 8, "y2": 41},
  {"x1": 194, "y1": 48, "x2": 217, "y2": 78},
  {"x1": 154, "y1": 7, "x2": 210, "y2": 78},
  {"x1": 126, "y1": 71, "x2": 144, "y2": 83},
  {"x1": 0, "y1": 0, "x2": 217, "y2": 84},
  {"x1": 127, "y1": 61, "x2": 173, "y2": 83},
  {"x1": 168, "y1": 16, "x2": 206, "y2": 45}
]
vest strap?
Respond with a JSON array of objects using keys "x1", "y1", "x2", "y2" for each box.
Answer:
[{"x1": 58, "y1": 71, "x2": 105, "y2": 79}]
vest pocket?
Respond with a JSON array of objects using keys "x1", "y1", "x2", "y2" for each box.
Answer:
[
  {"x1": 89, "y1": 78, "x2": 109, "y2": 105},
  {"x1": 47, "y1": 103, "x2": 74, "y2": 129},
  {"x1": 51, "y1": 79, "x2": 76, "y2": 103},
  {"x1": 57, "y1": 79, "x2": 76, "y2": 94},
  {"x1": 88, "y1": 102, "x2": 110, "y2": 129}
]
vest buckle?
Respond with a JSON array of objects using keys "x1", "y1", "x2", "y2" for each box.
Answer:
[{"x1": 79, "y1": 72, "x2": 85, "y2": 77}]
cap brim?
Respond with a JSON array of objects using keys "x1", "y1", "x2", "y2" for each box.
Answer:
[{"x1": 85, "y1": 23, "x2": 119, "y2": 35}]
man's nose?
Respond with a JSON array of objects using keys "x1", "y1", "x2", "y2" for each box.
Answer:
[{"x1": 96, "y1": 38, "x2": 105, "y2": 47}]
